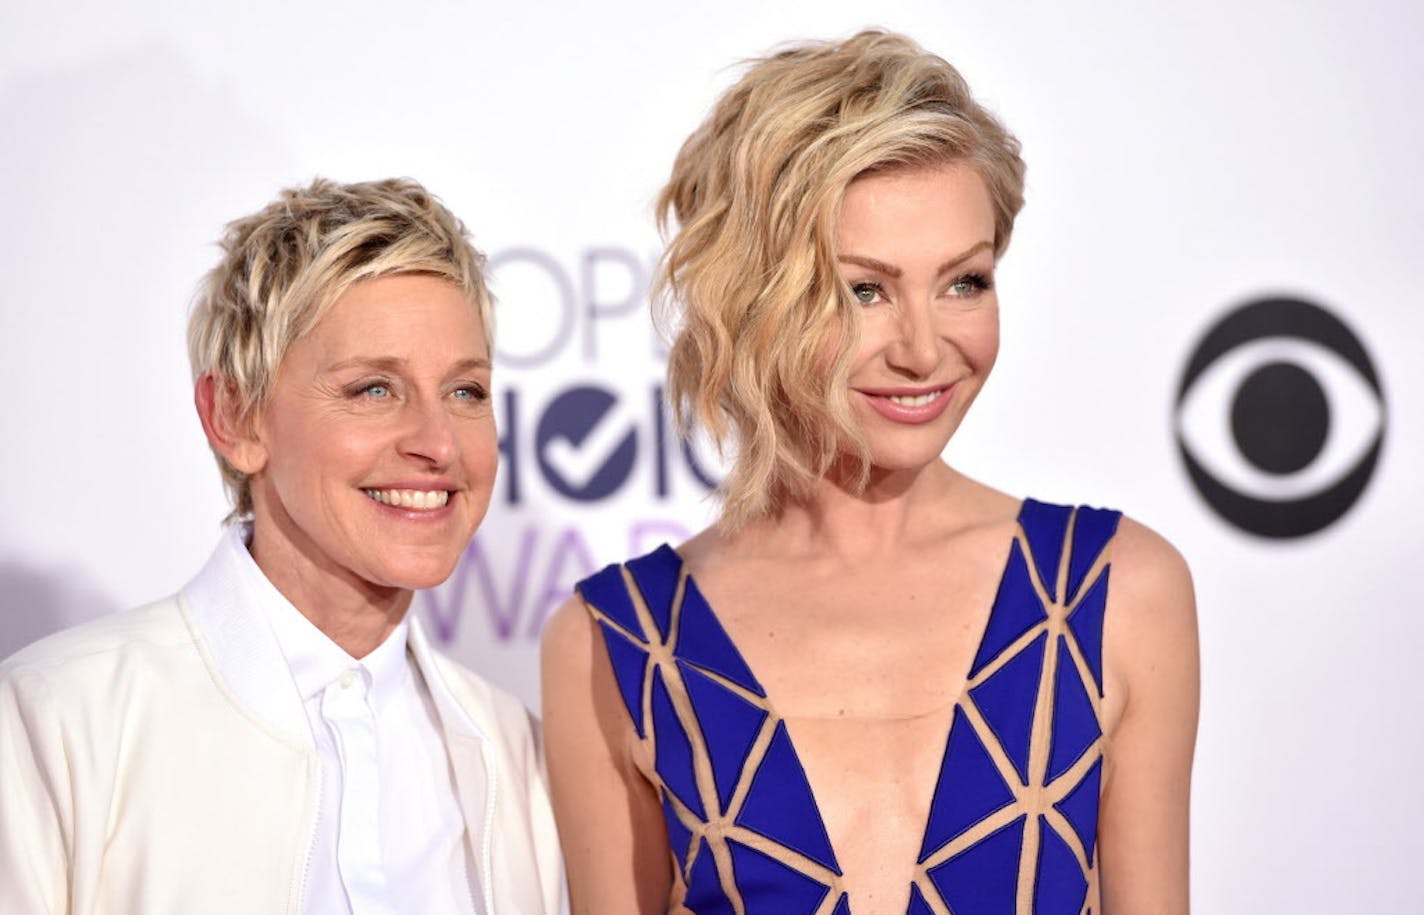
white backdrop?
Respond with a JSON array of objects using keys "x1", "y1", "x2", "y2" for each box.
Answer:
[{"x1": 2, "y1": 1, "x2": 1420, "y2": 911}]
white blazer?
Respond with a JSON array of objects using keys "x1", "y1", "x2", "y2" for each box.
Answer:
[{"x1": 0, "y1": 536, "x2": 564, "y2": 915}]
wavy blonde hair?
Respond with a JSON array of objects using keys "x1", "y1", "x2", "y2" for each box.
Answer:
[
  {"x1": 187, "y1": 176, "x2": 492, "y2": 520},
  {"x1": 656, "y1": 29, "x2": 1026, "y2": 529}
]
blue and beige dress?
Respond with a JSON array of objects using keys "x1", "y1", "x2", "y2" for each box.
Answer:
[{"x1": 575, "y1": 499, "x2": 1122, "y2": 914}]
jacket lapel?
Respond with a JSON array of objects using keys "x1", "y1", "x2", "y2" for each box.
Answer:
[{"x1": 409, "y1": 616, "x2": 496, "y2": 915}]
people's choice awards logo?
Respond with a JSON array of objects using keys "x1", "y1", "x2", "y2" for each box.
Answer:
[
  {"x1": 1175, "y1": 296, "x2": 1385, "y2": 538},
  {"x1": 536, "y1": 385, "x2": 639, "y2": 501}
]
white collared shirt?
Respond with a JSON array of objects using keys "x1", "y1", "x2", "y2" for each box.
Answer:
[{"x1": 228, "y1": 526, "x2": 479, "y2": 915}]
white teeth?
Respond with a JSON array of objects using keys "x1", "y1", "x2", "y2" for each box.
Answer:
[
  {"x1": 887, "y1": 390, "x2": 944, "y2": 407},
  {"x1": 363, "y1": 488, "x2": 450, "y2": 510}
]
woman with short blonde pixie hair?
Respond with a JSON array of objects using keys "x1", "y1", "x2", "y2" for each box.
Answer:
[
  {"x1": 545, "y1": 29, "x2": 1196, "y2": 915},
  {"x1": 189, "y1": 176, "x2": 494, "y2": 520},
  {"x1": 1, "y1": 175, "x2": 563, "y2": 914}
]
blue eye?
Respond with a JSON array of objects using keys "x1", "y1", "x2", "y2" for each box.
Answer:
[
  {"x1": 360, "y1": 383, "x2": 391, "y2": 399},
  {"x1": 452, "y1": 385, "x2": 488, "y2": 402},
  {"x1": 852, "y1": 283, "x2": 883, "y2": 305},
  {"x1": 948, "y1": 273, "x2": 991, "y2": 297}
]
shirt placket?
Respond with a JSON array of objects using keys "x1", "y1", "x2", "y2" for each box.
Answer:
[{"x1": 321, "y1": 667, "x2": 398, "y2": 915}]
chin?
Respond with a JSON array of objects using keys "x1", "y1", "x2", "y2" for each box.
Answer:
[
  {"x1": 368, "y1": 549, "x2": 465, "y2": 591},
  {"x1": 864, "y1": 453, "x2": 945, "y2": 477},
  {"x1": 852, "y1": 410, "x2": 965, "y2": 471},
  {"x1": 862, "y1": 436, "x2": 956, "y2": 474}
]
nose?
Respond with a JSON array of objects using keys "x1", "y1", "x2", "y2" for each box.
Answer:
[
  {"x1": 397, "y1": 393, "x2": 458, "y2": 468},
  {"x1": 887, "y1": 299, "x2": 941, "y2": 378}
]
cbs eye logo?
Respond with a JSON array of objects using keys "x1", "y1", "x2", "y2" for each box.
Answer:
[{"x1": 1174, "y1": 296, "x2": 1385, "y2": 539}]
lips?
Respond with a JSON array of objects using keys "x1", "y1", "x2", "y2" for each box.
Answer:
[
  {"x1": 362, "y1": 487, "x2": 453, "y2": 511},
  {"x1": 857, "y1": 384, "x2": 956, "y2": 424}
]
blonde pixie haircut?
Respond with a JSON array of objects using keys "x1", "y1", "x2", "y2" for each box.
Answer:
[
  {"x1": 657, "y1": 30, "x2": 1026, "y2": 528},
  {"x1": 188, "y1": 176, "x2": 493, "y2": 520}
]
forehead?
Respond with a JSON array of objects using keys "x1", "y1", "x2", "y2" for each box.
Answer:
[
  {"x1": 301, "y1": 273, "x2": 488, "y2": 360},
  {"x1": 837, "y1": 162, "x2": 995, "y2": 254}
]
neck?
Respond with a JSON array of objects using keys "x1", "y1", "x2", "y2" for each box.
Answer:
[
  {"x1": 743, "y1": 459, "x2": 965, "y2": 563},
  {"x1": 246, "y1": 510, "x2": 410, "y2": 659}
]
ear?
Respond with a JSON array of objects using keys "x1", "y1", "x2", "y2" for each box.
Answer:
[{"x1": 194, "y1": 372, "x2": 268, "y2": 475}]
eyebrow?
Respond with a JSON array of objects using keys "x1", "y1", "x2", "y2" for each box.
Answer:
[
  {"x1": 323, "y1": 355, "x2": 492, "y2": 375},
  {"x1": 838, "y1": 240, "x2": 994, "y2": 279}
]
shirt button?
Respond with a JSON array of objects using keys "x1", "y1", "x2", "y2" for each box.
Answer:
[{"x1": 338, "y1": 670, "x2": 357, "y2": 689}]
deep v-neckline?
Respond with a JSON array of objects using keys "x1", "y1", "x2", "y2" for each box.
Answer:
[
  {"x1": 580, "y1": 498, "x2": 1121, "y2": 915},
  {"x1": 662, "y1": 523, "x2": 1016, "y2": 910}
]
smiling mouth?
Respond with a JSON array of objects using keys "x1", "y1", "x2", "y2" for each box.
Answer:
[
  {"x1": 885, "y1": 390, "x2": 945, "y2": 407},
  {"x1": 858, "y1": 383, "x2": 957, "y2": 425},
  {"x1": 362, "y1": 488, "x2": 451, "y2": 510}
]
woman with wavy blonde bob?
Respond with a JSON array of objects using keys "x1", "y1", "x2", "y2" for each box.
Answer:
[{"x1": 543, "y1": 30, "x2": 1197, "y2": 915}]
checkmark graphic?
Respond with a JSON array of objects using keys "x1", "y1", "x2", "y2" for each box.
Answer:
[{"x1": 542, "y1": 402, "x2": 637, "y2": 493}]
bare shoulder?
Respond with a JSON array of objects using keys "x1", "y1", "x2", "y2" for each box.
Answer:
[
  {"x1": 540, "y1": 591, "x2": 632, "y2": 759},
  {"x1": 671, "y1": 522, "x2": 727, "y2": 570},
  {"x1": 539, "y1": 593, "x2": 599, "y2": 674},
  {"x1": 1102, "y1": 515, "x2": 1199, "y2": 719},
  {"x1": 1106, "y1": 515, "x2": 1197, "y2": 634}
]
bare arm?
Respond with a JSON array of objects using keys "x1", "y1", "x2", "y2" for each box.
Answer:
[
  {"x1": 541, "y1": 597, "x2": 672, "y2": 914},
  {"x1": 1097, "y1": 518, "x2": 1200, "y2": 914}
]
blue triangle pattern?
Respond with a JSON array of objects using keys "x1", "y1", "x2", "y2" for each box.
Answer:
[
  {"x1": 679, "y1": 660, "x2": 768, "y2": 812},
  {"x1": 1020, "y1": 499, "x2": 1072, "y2": 603},
  {"x1": 907, "y1": 882, "x2": 934, "y2": 915},
  {"x1": 969, "y1": 631, "x2": 1047, "y2": 784},
  {"x1": 684, "y1": 837, "x2": 726, "y2": 913},
  {"x1": 596, "y1": 621, "x2": 651, "y2": 738},
  {"x1": 832, "y1": 892, "x2": 852, "y2": 915},
  {"x1": 1066, "y1": 506, "x2": 1121, "y2": 604},
  {"x1": 918, "y1": 705, "x2": 1018, "y2": 862},
  {"x1": 734, "y1": 720, "x2": 841, "y2": 874},
  {"x1": 1066, "y1": 569, "x2": 1110, "y2": 697},
  {"x1": 969, "y1": 539, "x2": 1049, "y2": 678},
  {"x1": 727, "y1": 838, "x2": 832, "y2": 915},
  {"x1": 1034, "y1": 816, "x2": 1089, "y2": 914},
  {"x1": 927, "y1": 814, "x2": 1025, "y2": 914},
  {"x1": 1053, "y1": 756, "x2": 1102, "y2": 866},
  {"x1": 663, "y1": 792, "x2": 695, "y2": 878},
  {"x1": 676, "y1": 576, "x2": 767, "y2": 697},
  {"x1": 627, "y1": 545, "x2": 682, "y2": 641},
  {"x1": 576, "y1": 564, "x2": 646, "y2": 644},
  {"x1": 1046, "y1": 636, "x2": 1102, "y2": 783},
  {"x1": 651, "y1": 665, "x2": 706, "y2": 819}
]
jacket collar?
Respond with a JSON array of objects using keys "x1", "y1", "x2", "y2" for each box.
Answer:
[
  {"x1": 179, "y1": 524, "x2": 312, "y2": 747},
  {"x1": 178, "y1": 524, "x2": 490, "y2": 749}
]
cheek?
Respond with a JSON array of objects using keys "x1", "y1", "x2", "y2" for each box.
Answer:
[
  {"x1": 274, "y1": 414, "x2": 389, "y2": 492},
  {"x1": 958, "y1": 310, "x2": 1000, "y2": 373},
  {"x1": 845, "y1": 312, "x2": 895, "y2": 370},
  {"x1": 460, "y1": 419, "x2": 500, "y2": 479},
  {"x1": 260, "y1": 406, "x2": 319, "y2": 486},
  {"x1": 314, "y1": 420, "x2": 387, "y2": 471}
]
